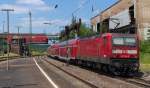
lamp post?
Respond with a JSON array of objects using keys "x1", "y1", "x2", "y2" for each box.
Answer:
[
  {"x1": 16, "y1": 26, "x2": 21, "y2": 56},
  {"x1": 43, "y1": 22, "x2": 61, "y2": 43},
  {"x1": 43, "y1": 22, "x2": 52, "y2": 25},
  {"x1": 43, "y1": 22, "x2": 52, "y2": 34},
  {"x1": 1, "y1": 9, "x2": 14, "y2": 71},
  {"x1": 2, "y1": 21, "x2": 5, "y2": 56},
  {"x1": 29, "y1": 11, "x2": 32, "y2": 57}
]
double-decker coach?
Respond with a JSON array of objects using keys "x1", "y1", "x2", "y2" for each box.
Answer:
[{"x1": 48, "y1": 33, "x2": 139, "y2": 75}]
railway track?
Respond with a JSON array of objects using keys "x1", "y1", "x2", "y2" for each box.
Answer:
[
  {"x1": 0, "y1": 55, "x2": 45, "y2": 62},
  {"x1": 0, "y1": 56, "x2": 21, "y2": 62},
  {"x1": 42, "y1": 58, "x2": 99, "y2": 88},
  {"x1": 40, "y1": 56, "x2": 150, "y2": 88},
  {"x1": 112, "y1": 75, "x2": 150, "y2": 88},
  {"x1": 124, "y1": 78, "x2": 150, "y2": 88}
]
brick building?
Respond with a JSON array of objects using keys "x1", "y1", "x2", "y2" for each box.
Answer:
[{"x1": 91, "y1": 0, "x2": 150, "y2": 40}]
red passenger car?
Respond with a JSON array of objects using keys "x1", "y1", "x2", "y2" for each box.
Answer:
[
  {"x1": 7, "y1": 34, "x2": 48, "y2": 44},
  {"x1": 6, "y1": 34, "x2": 48, "y2": 56},
  {"x1": 48, "y1": 33, "x2": 139, "y2": 75}
]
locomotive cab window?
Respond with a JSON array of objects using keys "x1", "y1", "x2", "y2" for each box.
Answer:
[
  {"x1": 113, "y1": 38, "x2": 124, "y2": 45},
  {"x1": 112, "y1": 37, "x2": 136, "y2": 46}
]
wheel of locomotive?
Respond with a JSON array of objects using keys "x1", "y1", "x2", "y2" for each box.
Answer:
[
  {"x1": 69, "y1": 59, "x2": 73, "y2": 64},
  {"x1": 102, "y1": 64, "x2": 109, "y2": 73},
  {"x1": 65, "y1": 58, "x2": 70, "y2": 66},
  {"x1": 82, "y1": 60, "x2": 87, "y2": 67},
  {"x1": 96, "y1": 63, "x2": 102, "y2": 70},
  {"x1": 108, "y1": 65, "x2": 121, "y2": 76},
  {"x1": 74, "y1": 59, "x2": 78, "y2": 65},
  {"x1": 77, "y1": 60, "x2": 82, "y2": 66},
  {"x1": 91, "y1": 62, "x2": 96, "y2": 69},
  {"x1": 86, "y1": 61, "x2": 91, "y2": 67}
]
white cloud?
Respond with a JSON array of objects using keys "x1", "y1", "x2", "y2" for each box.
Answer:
[
  {"x1": 18, "y1": 17, "x2": 69, "y2": 29},
  {"x1": 50, "y1": 19, "x2": 69, "y2": 26},
  {"x1": 18, "y1": 17, "x2": 48, "y2": 28},
  {"x1": 78, "y1": 0, "x2": 87, "y2": 8},
  {"x1": 36, "y1": 5, "x2": 53, "y2": 11},
  {"x1": 17, "y1": 18, "x2": 68, "y2": 34},
  {"x1": 0, "y1": 3, "x2": 53, "y2": 14},
  {"x1": 16, "y1": 0, "x2": 45, "y2": 6},
  {"x1": 16, "y1": 0, "x2": 54, "y2": 12},
  {"x1": 0, "y1": 4, "x2": 28, "y2": 14}
]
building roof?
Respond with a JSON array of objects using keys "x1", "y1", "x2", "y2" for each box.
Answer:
[{"x1": 91, "y1": 0, "x2": 121, "y2": 20}]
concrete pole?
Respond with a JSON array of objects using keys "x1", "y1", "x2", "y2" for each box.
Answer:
[
  {"x1": 1, "y1": 9, "x2": 14, "y2": 71},
  {"x1": 2, "y1": 21, "x2": 5, "y2": 56},
  {"x1": 29, "y1": 11, "x2": 32, "y2": 57},
  {"x1": 17, "y1": 26, "x2": 20, "y2": 55}
]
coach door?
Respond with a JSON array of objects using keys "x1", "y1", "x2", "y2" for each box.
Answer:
[{"x1": 103, "y1": 36, "x2": 108, "y2": 58}]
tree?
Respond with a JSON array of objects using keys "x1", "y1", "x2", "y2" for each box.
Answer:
[
  {"x1": 78, "y1": 23, "x2": 95, "y2": 38},
  {"x1": 59, "y1": 17, "x2": 96, "y2": 41}
]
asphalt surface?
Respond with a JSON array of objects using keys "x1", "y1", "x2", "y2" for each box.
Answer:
[
  {"x1": 0, "y1": 58, "x2": 90, "y2": 88},
  {"x1": 0, "y1": 58, "x2": 54, "y2": 88}
]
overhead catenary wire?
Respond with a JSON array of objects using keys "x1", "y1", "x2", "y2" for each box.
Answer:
[
  {"x1": 47, "y1": 0, "x2": 63, "y2": 9},
  {"x1": 60, "y1": 0, "x2": 91, "y2": 27},
  {"x1": 72, "y1": 0, "x2": 90, "y2": 16},
  {"x1": 54, "y1": 0, "x2": 63, "y2": 8},
  {"x1": 47, "y1": 0, "x2": 92, "y2": 28}
]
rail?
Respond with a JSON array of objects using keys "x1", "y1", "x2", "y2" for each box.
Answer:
[{"x1": 42, "y1": 58, "x2": 98, "y2": 88}]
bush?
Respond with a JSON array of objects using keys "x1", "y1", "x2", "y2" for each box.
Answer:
[
  {"x1": 140, "y1": 41, "x2": 150, "y2": 53},
  {"x1": 140, "y1": 40, "x2": 150, "y2": 64},
  {"x1": 30, "y1": 44, "x2": 50, "y2": 55}
]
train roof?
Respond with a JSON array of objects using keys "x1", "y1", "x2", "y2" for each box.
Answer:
[
  {"x1": 51, "y1": 33, "x2": 137, "y2": 47},
  {"x1": 56, "y1": 39, "x2": 78, "y2": 46}
]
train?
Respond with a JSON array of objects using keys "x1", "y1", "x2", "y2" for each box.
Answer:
[
  {"x1": 7, "y1": 34, "x2": 48, "y2": 44},
  {"x1": 10, "y1": 37, "x2": 30, "y2": 56},
  {"x1": 47, "y1": 33, "x2": 139, "y2": 76},
  {"x1": 4, "y1": 34, "x2": 48, "y2": 56}
]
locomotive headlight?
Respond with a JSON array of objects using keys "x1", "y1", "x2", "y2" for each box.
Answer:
[
  {"x1": 112, "y1": 49, "x2": 123, "y2": 54},
  {"x1": 127, "y1": 50, "x2": 137, "y2": 54}
]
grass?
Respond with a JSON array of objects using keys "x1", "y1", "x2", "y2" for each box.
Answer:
[
  {"x1": 30, "y1": 44, "x2": 49, "y2": 56},
  {"x1": 0, "y1": 53, "x2": 19, "y2": 62},
  {"x1": 140, "y1": 53, "x2": 150, "y2": 72},
  {"x1": 0, "y1": 53, "x2": 19, "y2": 58},
  {"x1": 140, "y1": 64, "x2": 150, "y2": 72},
  {"x1": 140, "y1": 53, "x2": 150, "y2": 64},
  {"x1": 140, "y1": 41, "x2": 150, "y2": 72},
  {"x1": 32, "y1": 51, "x2": 47, "y2": 56}
]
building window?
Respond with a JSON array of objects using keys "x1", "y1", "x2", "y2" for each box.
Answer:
[{"x1": 97, "y1": 23, "x2": 100, "y2": 33}]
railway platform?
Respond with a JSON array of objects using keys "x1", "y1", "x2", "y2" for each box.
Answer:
[{"x1": 0, "y1": 58, "x2": 90, "y2": 88}]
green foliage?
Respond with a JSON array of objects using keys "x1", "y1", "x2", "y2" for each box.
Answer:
[
  {"x1": 30, "y1": 44, "x2": 49, "y2": 55},
  {"x1": 69, "y1": 30, "x2": 76, "y2": 39},
  {"x1": 140, "y1": 40, "x2": 150, "y2": 64},
  {"x1": 140, "y1": 41, "x2": 150, "y2": 53},
  {"x1": 0, "y1": 38, "x2": 7, "y2": 55},
  {"x1": 60, "y1": 36, "x2": 68, "y2": 42},
  {"x1": 68, "y1": 23, "x2": 96, "y2": 39},
  {"x1": 78, "y1": 24, "x2": 96, "y2": 38},
  {"x1": 140, "y1": 53, "x2": 150, "y2": 64},
  {"x1": 60, "y1": 23, "x2": 96, "y2": 41}
]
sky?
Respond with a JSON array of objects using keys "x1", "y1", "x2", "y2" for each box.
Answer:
[{"x1": 0, "y1": 0, "x2": 118, "y2": 34}]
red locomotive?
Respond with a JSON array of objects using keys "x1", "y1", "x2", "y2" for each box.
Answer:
[{"x1": 47, "y1": 33, "x2": 139, "y2": 75}]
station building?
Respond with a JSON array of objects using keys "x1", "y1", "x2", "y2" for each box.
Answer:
[{"x1": 91, "y1": 0, "x2": 150, "y2": 40}]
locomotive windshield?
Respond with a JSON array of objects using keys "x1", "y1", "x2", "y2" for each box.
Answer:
[{"x1": 113, "y1": 37, "x2": 136, "y2": 46}]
